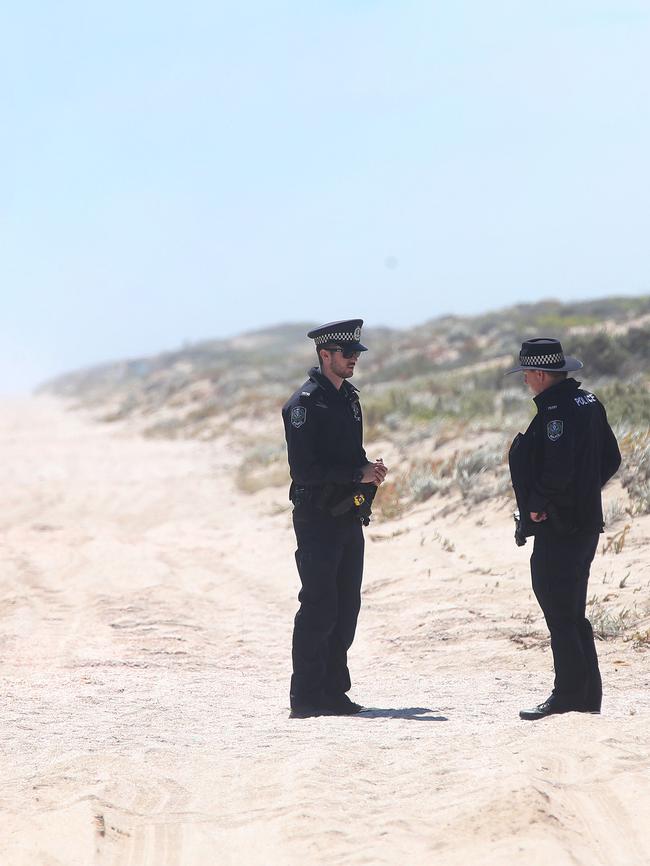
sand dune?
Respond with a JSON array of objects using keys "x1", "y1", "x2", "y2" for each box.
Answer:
[{"x1": 1, "y1": 397, "x2": 649, "y2": 865}]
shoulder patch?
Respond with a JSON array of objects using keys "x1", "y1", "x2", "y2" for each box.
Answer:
[
  {"x1": 547, "y1": 419, "x2": 563, "y2": 441},
  {"x1": 291, "y1": 406, "x2": 307, "y2": 428}
]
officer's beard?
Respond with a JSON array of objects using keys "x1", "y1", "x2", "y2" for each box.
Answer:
[{"x1": 332, "y1": 357, "x2": 355, "y2": 379}]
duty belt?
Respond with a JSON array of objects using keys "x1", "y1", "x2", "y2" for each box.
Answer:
[
  {"x1": 291, "y1": 484, "x2": 371, "y2": 521},
  {"x1": 329, "y1": 491, "x2": 366, "y2": 516}
]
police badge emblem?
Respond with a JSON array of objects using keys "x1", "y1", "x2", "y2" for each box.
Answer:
[
  {"x1": 547, "y1": 419, "x2": 563, "y2": 441},
  {"x1": 291, "y1": 406, "x2": 307, "y2": 428},
  {"x1": 351, "y1": 401, "x2": 361, "y2": 422},
  {"x1": 354, "y1": 325, "x2": 361, "y2": 341}
]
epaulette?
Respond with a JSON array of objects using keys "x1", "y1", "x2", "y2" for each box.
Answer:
[{"x1": 298, "y1": 380, "x2": 320, "y2": 402}]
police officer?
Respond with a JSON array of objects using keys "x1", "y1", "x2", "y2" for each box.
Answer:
[
  {"x1": 282, "y1": 319, "x2": 388, "y2": 719},
  {"x1": 507, "y1": 338, "x2": 621, "y2": 720}
]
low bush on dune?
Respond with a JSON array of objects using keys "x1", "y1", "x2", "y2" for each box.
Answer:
[
  {"x1": 599, "y1": 381, "x2": 650, "y2": 427},
  {"x1": 571, "y1": 326, "x2": 650, "y2": 379},
  {"x1": 46, "y1": 295, "x2": 650, "y2": 530},
  {"x1": 372, "y1": 439, "x2": 512, "y2": 519},
  {"x1": 617, "y1": 429, "x2": 650, "y2": 515},
  {"x1": 235, "y1": 442, "x2": 289, "y2": 494}
]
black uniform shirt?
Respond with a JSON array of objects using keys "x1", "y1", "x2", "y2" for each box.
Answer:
[
  {"x1": 511, "y1": 377, "x2": 621, "y2": 533},
  {"x1": 282, "y1": 366, "x2": 368, "y2": 492}
]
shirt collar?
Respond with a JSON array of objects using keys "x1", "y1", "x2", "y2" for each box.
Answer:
[
  {"x1": 533, "y1": 377, "x2": 580, "y2": 410},
  {"x1": 308, "y1": 366, "x2": 360, "y2": 397}
]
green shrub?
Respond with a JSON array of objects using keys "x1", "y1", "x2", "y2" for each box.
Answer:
[{"x1": 599, "y1": 382, "x2": 650, "y2": 427}]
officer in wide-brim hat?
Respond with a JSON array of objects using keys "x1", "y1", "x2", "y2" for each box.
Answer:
[
  {"x1": 505, "y1": 337, "x2": 583, "y2": 374},
  {"x1": 506, "y1": 336, "x2": 621, "y2": 721},
  {"x1": 281, "y1": 319, "x2": 387, "y2": 718}
]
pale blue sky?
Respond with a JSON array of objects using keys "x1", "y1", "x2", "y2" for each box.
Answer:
[{"x1": 2, "y1": 1, "x2": 649, "y2": 392}]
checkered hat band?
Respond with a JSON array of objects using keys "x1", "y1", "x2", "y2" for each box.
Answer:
[
  {"x1": 520, "y1": 352, "x2": 564, "y2": 367},
  {"x1": 314, "y1": 332, "x2": 358, "y2": 345}
]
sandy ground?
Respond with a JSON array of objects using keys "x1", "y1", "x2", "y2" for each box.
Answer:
[{"x1": 1, "y1": 396, "x2": 650, "y2": 865}]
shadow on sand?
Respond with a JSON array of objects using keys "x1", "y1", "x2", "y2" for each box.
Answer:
[{"x1": 357, "y1": 707, "x2": 448, "y2": 721}]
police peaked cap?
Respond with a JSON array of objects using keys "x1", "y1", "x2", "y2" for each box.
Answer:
[
  {"x1": 307, "y1": 319, "x2": 368, "y2": 351},
  {"x1": 505, "y1": 338, "x2": 583, "y2": 374}
]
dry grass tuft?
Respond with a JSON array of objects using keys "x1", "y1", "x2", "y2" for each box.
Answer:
[
  {"x1": 603, "y1": 498, "x2": 628, "y2": 527},
  {"x1": 587, "y1": 596, "x2": 639, "y2": 640},
  {"x1": 601, "y1": 525, "x2": 631, "y2": 555},
  {"x1": 631, "y1": 629, "x2": 650, "y2": 649}
]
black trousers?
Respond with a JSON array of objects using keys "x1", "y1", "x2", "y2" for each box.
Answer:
[
  {"x1": 530, "y1": 527, "x2": 601, "y2": 706},
  {"x1": 290, "y1": 508, "x2": 364, "y2": 708}
]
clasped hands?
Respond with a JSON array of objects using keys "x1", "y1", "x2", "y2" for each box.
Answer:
[{"x1": 360, "y1": 458, "x2": 389, "y2": 486}]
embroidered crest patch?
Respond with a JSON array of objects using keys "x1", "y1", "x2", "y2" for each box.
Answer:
[
  {"x1": 291, "y1": 406, "x2": 306, "y2": 428},
  {"x1": 547, "y1": 419, "x2": 563, "y2": 441},
  {"x1": 351, "y1": 401, "x2": 361, "y2": 422}
]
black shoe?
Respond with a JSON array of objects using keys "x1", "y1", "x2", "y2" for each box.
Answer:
[
  {"x1": 519, "y1": 695, "x2": 595, "y2": 721},
  {"x1": 289, "y1": 704, "x2": 321, "y2": 719},
  {"x1": 319, "y1": 694, "x2": 365, "y2": 716}
]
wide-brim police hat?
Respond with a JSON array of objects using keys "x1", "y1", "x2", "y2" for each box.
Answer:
[
  {"x1": 505, "y1": 337, "x2": 583, "y2": 374},
  {"x1": 307, "y1": 319, "x2": 368, "y2": 351}
]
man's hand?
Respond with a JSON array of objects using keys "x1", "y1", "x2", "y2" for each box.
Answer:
[
  {"x1": 530, "y1": 511, "x2": 548, "y2": 522},
  {"x1": 361, "y1": 459, "x2": 389, "y2": 485},
  {"x1": 373, "y1": 458, "x2": 388, "y2": 485}
]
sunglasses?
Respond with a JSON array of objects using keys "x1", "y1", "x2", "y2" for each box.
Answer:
[{"x1": 326, "y1": 345, "x2": 361, "y2": 359}]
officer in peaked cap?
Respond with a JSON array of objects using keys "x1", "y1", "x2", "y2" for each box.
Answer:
[
  {"x1": 281, "y1": 319, "x2": 388, "y2": 718},
  {"x1": 507, "y1": 338, "x2": 621, "y2": 720},
  {"x1": 307, "y1": 319, "x2": 368, "y2": 352}
]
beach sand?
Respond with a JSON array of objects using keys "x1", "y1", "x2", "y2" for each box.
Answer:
[{"x1": 1, "y1": 396, "x2": 650, "y2": 865}]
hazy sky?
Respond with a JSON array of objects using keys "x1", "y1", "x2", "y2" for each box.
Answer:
[{"x1": 2, "y1": 1, "x2": 649, "y2": 392}]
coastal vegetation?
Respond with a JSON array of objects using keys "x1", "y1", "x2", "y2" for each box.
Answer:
[{"x1": 40, "y1": 296, "x2": 650, "y2": 518}]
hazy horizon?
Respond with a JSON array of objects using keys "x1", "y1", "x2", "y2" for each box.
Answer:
[
  {"x1": 3, "y1": 1, "x2": 649, "y2": 393},
  {"x1": 8, "y1": 289, "x2": 645, "y2": 398}
]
